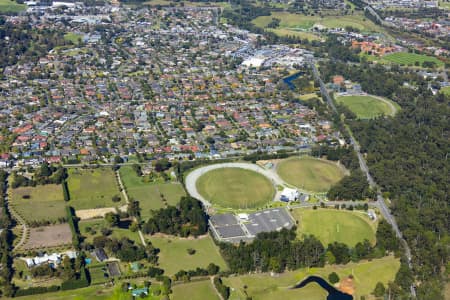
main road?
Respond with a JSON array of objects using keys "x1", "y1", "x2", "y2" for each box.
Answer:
[{"x1": 310, "y1": 61, "x2": 415, "y2": 297}]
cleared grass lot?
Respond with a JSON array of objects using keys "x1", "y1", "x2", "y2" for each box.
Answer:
[
  {"x1": 119, "y1": 166, "x2": 186, "y2": 219},
  {"x1": 335, "y1": 95, "x2": 399, "y2": 119},
  {"x1": 10, "y1": 184, "x2": 66, "y2": 223},
  {"x1": 292, "y1": 209, "x2": 376, "y2": 247},
  {"x1": 382, "y1": 52, "x2": 444, "y2": 68},
  {"x1": 172, "y1": 279, "x2": 220, "y2": 300},
  {"x1": 224, "y1": 256, "x2": 400, "y2": 300},
  {"x1": 0, "y1": 0, "x2": 26, "y2": 13},
  {"x1": 277, "y1": 156, "x2": 346, "y2": 193},
  {"x1": 148, "y1": 235, "x2": 228, "y2": 275},
  {"x1": 67, "y1": 168, "x2": 124, "y2": 210},
  {"x1": 196, "y1": 167, "x2": 275, "y2": 209}
]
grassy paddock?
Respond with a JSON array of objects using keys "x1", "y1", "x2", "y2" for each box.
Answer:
[
  {"x1": 148, "y1": 235, "x2": 228, "y2": 275},
  {"x1": 292, "y1": 208, "x2": 376, "y2": 247},
  {"x1": 10, "y1": 184, "x2": 66, "y2": 223},
  {"x1": 382, "y1": 52, "x2": 444, "y2": 68},
  {"x1": 335, "y1": 95, "x2": 399, "y2": 119},
  {"x1": 276, "y1": 156, "x2": 346, "y2": 192},
  {"x1": 67, "y1": 168, "x2": 123, "y2": 210},
  {"x1": 172, "y1": 280, "x2": 220, "y2": 300},
  {"x1": 224, "y1": 256, "x2": 400, "y2": 300},
  {"x1": 196, "y1": 167, "x2": 275, "y2": 209}
]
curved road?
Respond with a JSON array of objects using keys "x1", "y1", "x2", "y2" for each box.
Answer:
[{"x1": 185, "y1": 162, "x2": 287, "y2": 208}]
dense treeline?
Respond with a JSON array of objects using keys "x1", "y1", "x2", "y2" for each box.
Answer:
[
  {"x1": 11, "y1": 163, "x2": 67, "y2": 188},
  {"x1": 0, "y1": 170, "x2": 14, "y2": 297},
  {"x1": 213, "y1": 277, "x2": 230, "y2": 300},
  {"x1": 91, "y1": 236, "x2": 159, "y2": 263},
  {"x1": 327, "y1": 169, "x2": 373, "y2": 200},
  {"x1": 142, "y1": 196, "x2": 208, "y2": 237}
]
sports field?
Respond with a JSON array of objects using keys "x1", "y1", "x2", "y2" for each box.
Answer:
[
  {"x1": 172, "y1": 280, "x2": 220, "y2": 300},
  {"x1": 268, "y1": 28, "x2": 321, "y2": 41},
  {"x1": 196, "y1": 167, "x2": 275, "y2": 209},
  {"x1": 276, "y1": 157, "x2": 346, "y2": 192},
  {"x1": 67, "y1": 168, "x2": 124, "y2": 210},
  {"x1": 148, "y1": 235, "x2": 228, "y2": 275},
  {"x1": 252, "y1": 12, "x2": 385, "y2": 33},
  {"x1": 382, "y1": 52, "x2": 444, "y2": 68},
  {"x1": 223, "y1": 256, "x2": 400, "y2": 300},
  {"x1": 10, "y1": 184, "x2": 66, "y2": 223},
  {"x1": 336, "y1": 95, "x2": 399, "y2": 119},
  {"x1": 292, "y1": 209, "x2": 376, "y2": 247},
  {"x1": 119, "y1": 166, "x2": 186, "y2": 218},
  {"x1": 0, "y1": 0, "x2": 26, "y2": 13}
]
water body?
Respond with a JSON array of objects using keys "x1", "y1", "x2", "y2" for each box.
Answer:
[
  {"x1": 291, "y1": 276, "x2": 353, "y2": 300},
  {"x1": 283, "y1": 72, "x2": 303, "y2": 90}
]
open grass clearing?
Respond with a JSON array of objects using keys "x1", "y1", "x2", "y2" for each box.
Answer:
[
  {"x1": 440, "y1": 86, "x2": 450, "y2": 96},
  {"x1": 292, "y1": 208, "x2": 376, "y2": 247},
  {"x1": 64, "y1": 32, "x2": 83, "y2": 44},
  {"x1": 382, "y1": 52, "x2": 444, "y2": 68},
  {"x1": 276, "y1": 156, "x2": 346, "y2": 193},
  {"x1": 79, "y1": 219, "x2": 141, "y2": 245},
  {"x1": 148, "y1": 235, "x2": 228, "y2": 275},
  {"x1": 224, "y1": 256, "x2": 400, "y2": 300},
  {"x1": 10, "y1": 184, "x2": 66, "y2": 223},
  {"x1": 67, "y1": 168, "x2": 124, "y2": 210},
  {"x1": 196, "y1": 167, "x2": 275, "y2": 209},
  {"x1": 119, "y1": 166, "x2": 186, "y2": 219},
  {"x1": 0, "y1": 0, "x2": 26, "y2": 13},
  {"x1": 172, "y1": 279, "x2": 220, "y2": 300},
  {"x1": 267, "y1": 28, "x2": 321, "y2": 40},
  {"x1": 335, "y1": 95, "x2": 399, "y2": 119}
]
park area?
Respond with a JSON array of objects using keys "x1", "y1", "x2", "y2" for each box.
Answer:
[
  {"x1": 196, "y1": 167, "x2": 275, "y2": 209},
  {"x1": 148, "y1": 235, "x2": 228, "y2": 275},
  {"x1": 223, "y1": 256, "x2": 400, "y2": 300},
  {"x1": 276, "y1": 156, "x2": 346, "y2": 193},
  {"x1": 0, "y1": 0, "x2": 26, "y2": 13},
  {"x1": 292, "y1": 209, "x2": 376, "y2": 247},
  {"x1": 381, "y1": 52, "x2": 444, "y2": 68},
  {"x1": 335, "y1": 95, "x2": 399, "y2": 119},
  {"x1": 119, "y1": 166, "x2": 186, "y2": 219},
  {"x1": 67, "y1": 168, "x2": 124, "y2": 210},
  {"x1": 172, "y1": 280, "x2": 219, "y2": 300},
  {"x1": 10, "y1": 184, "x2": 66, "y2": 224}
]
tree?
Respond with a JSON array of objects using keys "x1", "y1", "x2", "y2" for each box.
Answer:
[
  {"x1": 328, "y1": 272, "x2": 340, "y2": 284},
  {"x1": 207, "y1": 263, "x2": 220, "y2": 275},
  {"x1": 373, "y1": 282, "x2": 386, "y2": 297},
  {"x1": 105, "y1": 212, "x2": 119, "y2": 227}
]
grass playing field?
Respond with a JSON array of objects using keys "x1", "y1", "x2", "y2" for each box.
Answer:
[
  {"x1": 148, "y1": 235, "x2": 228, "y2": 275},
  {"x1": 276, "y1": 156, "x2": 346, "y2": 193},
  {"x1": 172, "y1": 280, "x2": 220, "y2": 300},
  {"x1": 67, "y1": 168, "x2": 124, "y2": 210},
  {"x1": 0, "y1": 0, "x2": 26, "y2": 13},
  {"x1": 252, "y1": 12, "x2": 386, "y2": 33},
  {"x1": 196, "y1": 167, "x2": 275, "y2": 209},
  {"x1": 292, "y1": 209, "x2": 376, "y2": 247},
  {"x1": 223, "y1": 256, "x2": 400, "y2": 300},
  {"x1": 382, "y1": 52, "x2": 444, "y2": 68},
  {"x1": 335, "y1": 95, "x2": 399, "y2": 119},
  {"x1": 268, "y1": 28, "x2": 321, "y2": 41},
  {"x1": 119, "y1": 166, "x2": 186, "y2": 219},
  {"x1": 10, "y1": 184, "x2": 66, "y2": 223}
]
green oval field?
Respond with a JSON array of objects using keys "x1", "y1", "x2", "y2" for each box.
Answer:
[
  {"x1": 277, "y1": 157, "x2": 346, "y2": 192},
  {"x1": 335, "y1": 95, "x2": 399, "y2": 119},
  {"x1": 196, "y1": 168, "x2": 275, "y2": 209},
  {"x1": 292, "y1": 209, "x2": 376, "y2": 247}
]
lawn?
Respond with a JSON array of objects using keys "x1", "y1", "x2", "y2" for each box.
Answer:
[
  {"x1": 440, "y1": 86, "x2": 450, "y2": 96},
  {"x1": 67, "y1": 168, "x2": 124, "y2": 210},
  {"x1": 88, "y1": 264, "x2": 109, "y2": 285},
  {"x1": 119, "y1": 166, "x2": 186, "y2": 219},
  {"x1": 335, "y1": 95, "x2": 399, "y2": 119},
  {"x1": 13, "y1": 285, "x2": 129, "y2": 300},
  {"x1": 268, "y1": 28, "x2": 321, "y2": 41},
  {"x1": 196, "y1": 167, "x2": 275, "y2": 209},
  {"x1": 79, "y1": 219, "x2": 141, "y2": 245},
  {"x1": 224, "y1": 256, "x2": 400, "y2": 300},
  {"x1": 64, "y1": 32, "x2": 83, "y2": 44},
  {"x1": 276, "y1": 156, "x2": 346, "y2": 193},
  {"x1": 172, "y1": 280, "x2": 220, "y2": 300},
  {"x1": 382, "y1": 52, "x2": 444, "y2": 68},
  {"x1": 292, "y1": 208, "x2": 376, "y2": 247},
  {"x1": 0, "y1": 0, "x2": 26, "y2": 13},
  {"x1": 148, "y1": 235, "x2": 228, "y2": 275},
  {"x1": 252, "y1": 12, "x2": 385, "y2": 33},
  {"x1": 10, "y1": 184, "x2": 66, "y2": 223}
]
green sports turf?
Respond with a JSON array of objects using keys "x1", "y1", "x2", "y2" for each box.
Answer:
[
  {"x1": 196, "y1": 167, "x2": 275, "y2": 209},
  {"x1": 148, "y1": 235, "x2": 228, "y2": 275},
  {"x1": 292, "y1": 209, "x2": 376, "y2": 247},
  {"x1": 67, "y1": 168, "x2": 124, "y2": 210},
  {"x1": 335, "y1": 95, "x2": 399, "y2": 119},
  {"x1": 382, "y1": 52, "x2": 444, "y2": 68},
  {"x1": 277, "y1": 157, "x2": 346, "y2": 192}
]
